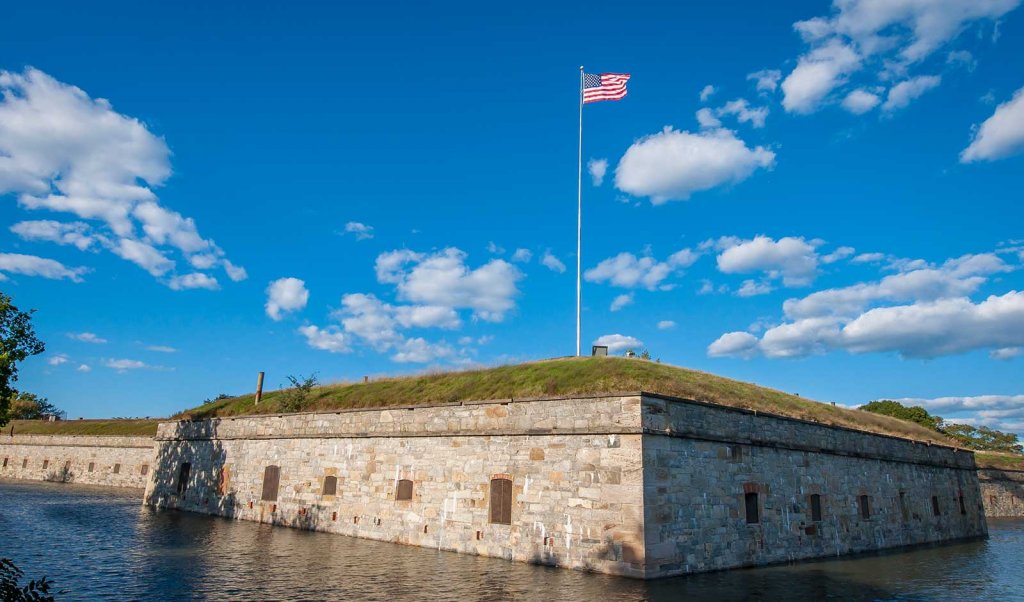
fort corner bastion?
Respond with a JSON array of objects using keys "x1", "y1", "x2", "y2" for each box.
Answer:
[{"x1": 141, "y1": 391, "x2": 989, "y2": 579}]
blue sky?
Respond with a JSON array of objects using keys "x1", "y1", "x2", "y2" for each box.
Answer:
[{"x1": 2, "y1": 1, "x2": 1024, "y2": 432}]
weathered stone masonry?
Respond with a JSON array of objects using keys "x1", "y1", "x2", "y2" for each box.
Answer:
[
  {"x1": 978, "y1": 469, "x2": 1024, "y2": 517},
  {"x1": 143, "y1": 393, "x2": 988, "y2": 579},
  {"x1": 0, "y1": 434, "x2": 154, "y2": 489}
]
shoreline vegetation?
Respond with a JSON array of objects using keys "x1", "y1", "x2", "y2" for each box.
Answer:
[{"x1": 8, "y1": 357, "x2": 1023, "y2": 470}]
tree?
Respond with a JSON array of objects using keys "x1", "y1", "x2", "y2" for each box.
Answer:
[
  {"x1": 0, "y1": 558, "x2": 57, "y2": 601},
  {"x1": 7, "y1": 392, "x2": 61, "y2": 420},
  {"x1": 280, "y1": 373, "x2": 320, "y2": 412},
  {"x1": 859, "y1": 400, "x2": 943, "y2": 431},
  {"x1": 943, "y1": 423, "x2": 1023, "y2": 454},
  {"x1": 0, "y1": 293, "x2": 46, "y2": 427}
]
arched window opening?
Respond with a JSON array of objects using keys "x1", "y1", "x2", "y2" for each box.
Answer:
[{"x1": 396, "y1": 479, "x2": 414, "y2": 501}]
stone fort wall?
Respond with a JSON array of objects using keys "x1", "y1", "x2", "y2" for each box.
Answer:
[
  {"x1": 142, "y1": 393, "x2": 988, "y2": 578},
  {"x1": 0, "y1": 434, "x2": 155, "y2": 489},
  {"x1": 978, "y1": 469, "x2": 1024, "y2": 517}
]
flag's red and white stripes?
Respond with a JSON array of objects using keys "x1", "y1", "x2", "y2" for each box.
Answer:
[{"x1": 582, "y1": 73, "x2": 630, "y2": 103}]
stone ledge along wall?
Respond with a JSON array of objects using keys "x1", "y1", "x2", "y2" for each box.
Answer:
[
  {"x1": 145, "y1": 395, "x2": 649, "y2": 578},
  {"x1": 978, "y1": 469, "x2": 1024, "y2": 517},
  {"x1": 143, "y1": 392, "x2": 989, "y2": 579},
  {"x1": 641, "y1": 393, "x2": 988, "y2": 578},
  {"x1": 0, "y1": 434, "x2": 155, "y2": 489}
]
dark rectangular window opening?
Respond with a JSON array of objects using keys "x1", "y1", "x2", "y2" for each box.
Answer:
[
  {"x1": 859, "y1": 495, "x2": 871, "y2": 520},
  {"x1": 42, "y1": 460, "x2": 49, "y2": 470},
  {"x1": 261, "y1": 465, "x2": 280, "y2": 502},
  {"x1": 810, "y1": 494, "x2": 822, "y2": 522},
  {"x1": 88, "y1": 462, "x2": 95, "y2": 473},
  {"x1": 323, "y1": 475, "x2": 338, "y2": 497},
  {"x1": 2, "y1": 458, "x2": 7, "y2": 468},
  {"x1": 959, "y1": 494, "x2": 967, "y2": 515},
  {"x1": 396, "y1": 479, "x2": 414, "y2": 501},
  {"x1": 140, "y1": 464, "x2": 149, "y2": 476},
  {"x1": 64, "y1": 460, "x2": 71, "y2": 471},
  {"x1": 490, "y1": 478, "x2": 513, "y2": 525},
  {"x1": 176, "y1": 462, "x2": 191, "y2": 495},
  {"x1": 745, "y1": 492, "x2": 760, "y2": 524},
  {"x1": 899, "y1": 491, "x2": 909, "y2": 522},
  {"x1": 932, "y1": 495, "x2": 941, "y2": 517},
  {"x1": 113, "y1": 463, "x2": 121, "y2": 474},
  {"x1": 22, "y1": 459, "x2": 28, "y2": 469}
]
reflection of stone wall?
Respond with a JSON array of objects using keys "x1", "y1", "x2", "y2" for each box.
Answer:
[
  {"x1": 0, "y1": 434, "x2": 155, "y2": 489},
  {"x1": 144, "y1": 393, "x2": 989, "y2": 578},
  {"x1": 979, "y1": 469, "x2": 1024, "y2": 517}
]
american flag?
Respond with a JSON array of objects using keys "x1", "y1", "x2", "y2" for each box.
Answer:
[{"x1": 583, "y1": 73, "x2": 630, "y2": 103}]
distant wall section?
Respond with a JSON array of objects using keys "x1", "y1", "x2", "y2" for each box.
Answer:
[{"x1": 0, "y1": 434, "x2": 155, "y2": 489}]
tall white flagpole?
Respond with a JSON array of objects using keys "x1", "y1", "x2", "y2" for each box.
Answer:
[{"x1": 576, "y1": 66, "x2": 584, "y2": 357}]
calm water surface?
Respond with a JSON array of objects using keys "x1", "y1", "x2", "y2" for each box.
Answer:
[{"x1": 1, "y1": 479, "x2": 1022, "y2": 601}]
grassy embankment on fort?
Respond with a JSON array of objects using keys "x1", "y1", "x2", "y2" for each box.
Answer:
[{"x1": 8, "y1": 357, "x2": 1023, "y2": 470}]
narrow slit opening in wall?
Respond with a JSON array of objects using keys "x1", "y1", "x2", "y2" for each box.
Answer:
[
  {"x1": 899, "y1": 491, "x2": 909, "y2": 522},
  {"x1": 176, "y1": 462, "x2": 191, "y2": 495},
  {"x1": 859, "y1": 495, "x2": 870, "y2": 520},
  {"x1": 810, "y1": 494, "x2": 822, "y2": 522},
  {"x1": 22, "y1": 459, "x2": 28, "y2": 469},
  {"x1": 2, "y1": 458, "x2": 7, "y2": 468},
  {"x1": 88, "y1": 462, "x2": 95, "y2": 473},
  {"x1": 932, "y1": 496, "x2": 941, "y2": 517},
  {"x1": 140, "y1": 464, "x2": 149, "y2": 476},
  {"x1": 959, "y1": 493, "x2": 966, "y2": 515},
  {"x1": 64, "y1": 460, "x2": 70, "y2": 471},
  {"x1": 113, "y1": 463, "x2": 120, "y2": 474},
  {"x1": 745, "y1": 492, "x2": 759, "y2": 524},
  {"x1": 42, "y1": 460, "x2": 48, "y2": 470}
]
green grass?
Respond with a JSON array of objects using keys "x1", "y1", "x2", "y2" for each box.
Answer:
[
  {"x1": 975, "y1": 452, "x2": 1024, "y2": 470},
  {"x1": 6, "y1": 419, "x2": 160, "y2": 437},
  {"x1": 174, "y1": 356, "x2": 959, "y2": 446}
]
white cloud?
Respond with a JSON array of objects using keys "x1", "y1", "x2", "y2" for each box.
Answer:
[
  {"x1": 852, "y1": 252, "x2": 886, "y2": 263},
  {"x1": 297, "y1": 325, "x2": 350, "y2": 353},
  {"x1": 695, "y1": 108, "x2": 722, "y2": 129},
  {"x1": 265, "y1": 277, "x2": 310, "y2": 321},
  {"x1": 881, "y1": 75, "x2": 941, "y2": 111},
  {"x1": 541, "y1": 251, "x2": 566, "y2": 274},
  {"x1": 893, "y1": 394, "x2": 1024, "y2": 434},
  {"x1": 585, "y1": 248, "x2": 698, "y2": 290},
  {"x1": 10, "y1": 220, "x2": 96, "y2": 251},
  {"x1": 614, "y1": 127, "x2": 775, "y2": 204},
  {"x1": 486, "y1": 241, "x2": 505, "y2": 255},
  {"x1": 48, "y1": 354, "x2": 69, "y2": 366},
  {"x1": 715, "y1": 236, "x2": 821, "y2": 287},
  {"x1": 593, "y1": 334, "x2": 643, "y2": 353},
  {"x1": 991, "y1": 347, "x2": 1023, "y2": 360},
  {"x1": 699, "y1": 85, "x2": 717, "y2": 102},
  {"x1": 961, "y1": 86, "x2": 1024, "y2": 162},
  {"x1": 710, "y1": 250, "x2": 1023, "y2": 359},
  {"x1": 145, "y1": 345, "x2": 177, "y2": 353},
  {"x1": 511, "y1": 248, "x2": 532, "y2": 263},
  {"x1": 104, "y1": 358, "x2": 156, "y2": 372},
  {"x1": 822, "y1": 246, "x2": 856, "y2": 264},
  {"x1": 747, "y1": 69, "x2": 782, "y2": 93},
  {"x1": 780, "y1": 1, "x2": 1017, "y2": 113},
  {"x1": 76, "y1": 364, "x2": 91, "y2": 373},
  {"x1": 587, "y1": 158, "x2": 608, "y2": 186},
  {"x1": 0, "y1": 253, "x2": 87, "y2": 282},
  {"x1": 0, "y1": 68, "x2": 242, "y2": 287},
  {"x1": 716, "y1": 99, "x2": 769, "y2": 128},
  {"x1": 842, "y1": 89, "x2": 881, "y2": 114},
  {"x1": 391, "y1": 337, "x2": 455, "y2": 363},
  {"x1": 947, "y1": 50, "x2": 977, "y2": 71},
  {"x1": 781, "y1": 41, "x2": 861, "y2": 113},
  {"x1": 657, "y1": 320, "x2": 676, "y2": 330},
  {"x1": 344, "y1": 222, "x2": 374, "y2": 240},
  {"x1": 610, "y1": 293, "x2": 634, "y2": 311},
  {"x1": 68, "y1": 332, "x2": 107, "y2": 344},
  {"x1": 737, "y1": 280, "x2": 774, "y2": 297},
  {"x1": 168, "y1": 273, "x2": 219, "y2": 291},
  {"x1": 384, "y1": 248, "x2": 522, "y2": 322},
  {"x1": 708, "y1": 331, "x2": 760, "y2": 358}
]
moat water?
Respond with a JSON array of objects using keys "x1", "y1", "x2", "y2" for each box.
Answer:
[{"x1": 1, "y1": 480, "x2": 1022, "y2": 601}]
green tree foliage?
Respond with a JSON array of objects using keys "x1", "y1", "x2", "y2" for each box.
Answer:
[
  {"x1": 8, "y1": 392, "x2": 61, "y2": 420},
  {"x1": 280, "y1": 373, "x2": 320, "y2": 412},
  {"x1": 943, "y1": 423, "x2": 1023, "y2": 454},
  {"x1": 0, "y1": 558, "x2": 57, "y2": 602},
  {"x1": 0, "y1": 293, "x2": 46, "y2": 427},
  {"x1": 860, "y1": 399, "x2": 943, "y2": 431}
]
